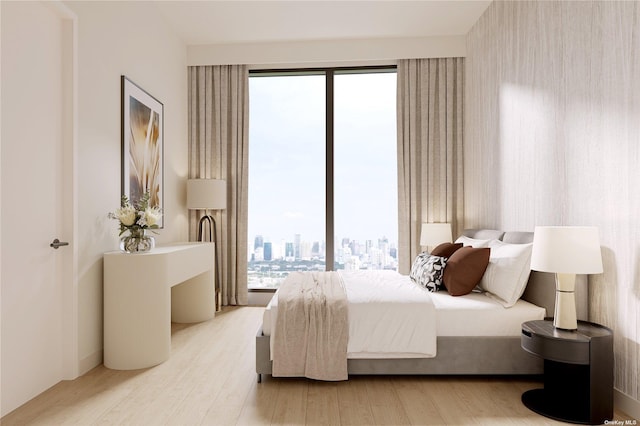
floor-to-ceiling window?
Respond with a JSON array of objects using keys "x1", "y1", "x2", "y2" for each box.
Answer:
[
  {"x1": 248, "y1": 68, "x2": 397, "y2": 290},
  {"x1": 334, "y1": 71, "x2": 397, "y2": 272}
]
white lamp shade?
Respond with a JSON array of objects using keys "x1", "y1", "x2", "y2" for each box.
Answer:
[
  {"x1": 187, "y1": 179, "x2": 226, "y2": 210},
  {"x1": 420, "y1": 223, "x2": 452, "y2": 246},
  {"x1": 531, "y1": 226, "x2": 603, "y2": 274}
]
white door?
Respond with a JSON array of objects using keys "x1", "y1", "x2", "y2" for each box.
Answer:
[{"x1": 1, "y1": 1, "x2": 76, "y2": 416}]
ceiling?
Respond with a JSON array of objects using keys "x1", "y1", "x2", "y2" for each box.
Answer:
[{"x1": 154, "y1": 1, "x2": 492, "y2": 46}]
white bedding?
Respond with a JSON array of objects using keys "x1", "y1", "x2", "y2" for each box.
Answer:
[
  {"x1": 267, "y1": 270, "x2": 438, "y2": 359},
  {"x1": 263, "y1": 270, "x2": 546, "y2": 359},
  {"x1": 429, "y1": 291, "x2": 545, "y2": 336}
]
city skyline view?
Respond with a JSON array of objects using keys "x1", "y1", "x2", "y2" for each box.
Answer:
[
  {"x1": 248, "y1": 232, "x2": 397, "y2": 261},
  {"x1": 248, "y1": 231, "x2": 398, "y2": 289}
]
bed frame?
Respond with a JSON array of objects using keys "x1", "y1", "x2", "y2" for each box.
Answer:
[{"x1": 255, "y1": 229, "x2": 588, "y2": 381}]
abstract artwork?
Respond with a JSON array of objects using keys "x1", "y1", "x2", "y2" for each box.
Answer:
[{"x1": 121, "y1": 76, "x2": 163, "y2": 227}]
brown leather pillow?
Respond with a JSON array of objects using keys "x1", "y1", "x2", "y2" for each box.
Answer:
[
  {"x1": 431, "y1": 242, "x2": 463, "y2": 258},
  {"x1": 443, "y1": 246, "x2": 490, "y2": 296}
]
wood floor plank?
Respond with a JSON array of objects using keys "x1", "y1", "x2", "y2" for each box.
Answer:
[
  {"x1": 269, "y1": 379, "x2": 309, "y2": 425},
  {"x1": 2, "y1": 306, "x2": 636, "y2": 425},
  {"x1": 235, "y1": 377, "x2": 280, "y2": 425},
  {"x1": 336, "y1": 377, "x2": 375, "y2": 426},
  {"x1": 199, "y1": 403, "x2": 245, "y2": 426},
  {"x1": 450, "y1": 377, "x2": 504, "y2": 421},
  {"x1": 414, "y1": 377, "x2": 473, "y2": 425},
  {"x1": 365, "y1": 376, "x2": 411, "y2": 425},
  {"x1": 305, "y1": 381, "x2": 341, "y2": 425},
  {"x1": 392, "y1": 376, "x2": 447, "y2": 425}
]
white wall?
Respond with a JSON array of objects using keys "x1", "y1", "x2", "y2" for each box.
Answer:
[
  {"x1": 465, "y1": 0, "x2": 640, "y2": 416},
  {"x1": 63, "y1": 0, "x2": 188, "y2": 373}
]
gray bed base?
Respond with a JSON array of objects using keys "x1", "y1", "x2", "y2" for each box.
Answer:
[{"x1": 255, "y1": 230, "x2": 588, "y2": 381}]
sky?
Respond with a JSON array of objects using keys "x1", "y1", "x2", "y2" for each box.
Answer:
[{"x1": 247, "y1": 71, "x2": 398, "y2": 248}]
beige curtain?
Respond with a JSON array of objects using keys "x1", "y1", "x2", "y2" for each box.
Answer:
[
  {"x1": 188, "y1": 65, "x2": 249, "y2": 306},
  {"x1": 397, "y1": 58, "x2": 464, "y2": 274}
]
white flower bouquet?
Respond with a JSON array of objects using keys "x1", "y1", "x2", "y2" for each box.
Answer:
[{"x1": 109, "y1": 191, "x2": 162, "y2": 252}]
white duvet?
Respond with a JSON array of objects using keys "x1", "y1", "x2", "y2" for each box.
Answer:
[{"x1": 267, "y1": 270, "x2": 437, "y2": 359}]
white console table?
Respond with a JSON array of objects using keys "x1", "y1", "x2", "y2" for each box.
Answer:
[{"x1": 103, "y1": 242, "x2": 215, "y2": 370}]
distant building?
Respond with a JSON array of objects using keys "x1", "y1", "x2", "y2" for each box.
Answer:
[
  {"x1": 349, "y1": 240, "x2": 359, "y2": 256},
  {"x1": 345, "y1": 255, "x2": 360, "y2": 271},
  {"x1": 263, "y1": 242, "x2": 272, "y2": 261},
  {"x1": 301, "y1": 241, "x2": 312, "y2": 260},
  {"x1": 341, "y1": 237, "x2": 350, "y2": 248},
  {"x1": 311, "y1": 241, "x2": 320, "y2": 258},
  {"x1": 254, "y1": 235, "x2": 264, "y2": 250},
  {"x1": 294, "y1": 234, "x2": 301, "y2": 259},
  {"x1": 285, "y1": 242, "x2": 295, "y2": 261},
  {"x1": 254, "y1": 247, "x2": 264, "y2": 261}
]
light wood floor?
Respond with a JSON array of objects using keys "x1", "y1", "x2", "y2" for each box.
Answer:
[{"x1": 2, "y1": 306, "x2": 634, "y2": 425}]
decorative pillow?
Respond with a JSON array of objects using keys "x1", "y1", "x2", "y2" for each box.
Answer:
[
  {"x1": 443, "y1": 247, "x2": 491, "y2": 296},
  {"x1": 431, "y1": 242, "x2": 463, "y2": 258},
  {"x1": 455, "y1": 235, "x2": 492, "y2": 248},
  {"x1": 409, "y1": 253, "x2": 447, "y2": 292},
  {"x1": 479, "y1": 240, "x2": 533, "y2": 307},
  {"x1": 409, "y1": 252, "x2": 428, "y2": 280}
]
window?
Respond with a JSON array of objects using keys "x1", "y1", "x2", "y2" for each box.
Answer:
[
  {"x1": 334, "y1": 72, "x2": 398, "y2": 271},
  {"x1": 248, "y1": 68, "x2": 397, "y2": 289}
]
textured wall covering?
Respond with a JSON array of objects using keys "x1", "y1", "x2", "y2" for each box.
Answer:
[{"x1": 466, "y1": 0, "x2": 640, "y2": 403}]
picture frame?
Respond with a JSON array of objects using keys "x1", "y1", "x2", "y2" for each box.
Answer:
[{"x1": 121, "y1": 75, "x2": 164, "y2": 228}]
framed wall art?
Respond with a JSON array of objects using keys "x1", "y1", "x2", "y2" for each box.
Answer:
[{"x1": 121, "y1": 75, "x2": 164, "y2": 227}]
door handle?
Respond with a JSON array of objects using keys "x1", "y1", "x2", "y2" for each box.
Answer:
[{"x1": 50, "y1": 238, "x2": 69, "y2": 249}]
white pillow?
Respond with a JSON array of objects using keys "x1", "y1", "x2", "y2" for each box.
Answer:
[
  {"x1": 455, "y1": 235, "x2": 491, "y2": 248},
  {"x1": 479, "y1": 239, "x2": 533, "y2": 307}
]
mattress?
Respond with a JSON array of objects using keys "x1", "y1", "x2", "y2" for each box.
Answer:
[
  {"x1": 266, "y1": 270, "x2": 438, "y2": 359},
  {"x1": 428, "y1": 291, "x2": 545, "y2": 336},
  {"x1": 262, "y1": 270, "x2": 545, "y2": 358}
]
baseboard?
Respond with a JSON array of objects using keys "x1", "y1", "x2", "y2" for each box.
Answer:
[
  {"x1": 615, "y1": 388, "x2": 640, "y2": 420},
  {"x1": 79, "y1": 350, "x2": 103, "y2": 376}
]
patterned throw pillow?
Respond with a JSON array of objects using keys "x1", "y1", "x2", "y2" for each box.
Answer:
[{"x1": 409, "y1": 253, "x2": 447, "y2": 292}]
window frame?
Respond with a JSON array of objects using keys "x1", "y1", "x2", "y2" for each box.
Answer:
[{"x1": 248, "y1": 65, "x2": 397, "y2": 288}]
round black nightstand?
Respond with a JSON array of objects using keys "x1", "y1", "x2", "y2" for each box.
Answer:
[{"x1": 521, "y1": 319, "x2": 613, "y2": 425}]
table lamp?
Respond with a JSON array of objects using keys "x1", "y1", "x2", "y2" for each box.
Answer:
[
  {"x1": 420, "y1": 223, "x2": 453, "y2": 252},
  {"x1": 187, "y1": 178, "x2": 226, "y2": 311},
  {"x1": 530, "y1": 226, "x2": 603, "y2": 330}
]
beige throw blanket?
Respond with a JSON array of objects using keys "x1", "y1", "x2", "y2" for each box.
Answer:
[{"x1": 272, "y1": 271, "x2": 349, "y2": 381}]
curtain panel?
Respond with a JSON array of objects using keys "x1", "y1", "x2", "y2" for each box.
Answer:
[
  {"x1": 188, "y1": 65, "x2": 249, "y2": 306},
  {"x1": 397, "y1": 58, "x2": 465, "y2": 274}
]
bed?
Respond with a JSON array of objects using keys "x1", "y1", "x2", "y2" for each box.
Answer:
[{"x1": 255, "y1": 229, "x2": 588, "y2": 381}]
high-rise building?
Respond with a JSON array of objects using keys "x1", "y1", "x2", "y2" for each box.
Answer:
[
  {"x1": 345, "y1": 255, "x2": 360, "y2": 271},
  {"x1": 294, "y1": 234, "x2": 301, "y2": 259},
  {"x1": 254, "y1": 247, "x2": 264, "y2": 261},
  {"x1": 263, "y1": 242, "x2": 272, "y2": 261},
  {"x1": 378, "y1": 236, "x2": 389, "y2": 250},
  {"x1": 390, "y1": 246, "x2": 397, "y2": 259},
  {"x1": 285, "y1": 242, "x2": 295, "y2": 261},
  {"x1": 301, "y1": 241, "x2": 312, "y2": 260},
  {"x1": 311, "y1": 241, "x2": 320, "y2": 258},
  {"x1": 349, "y1": 240, "x2": 359, "y2": 256},
  {"x1": 254, "y1": 235, "x2": 264, "y2": 250}
]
